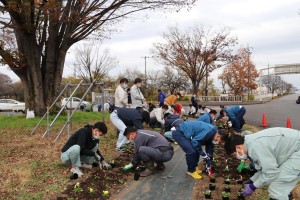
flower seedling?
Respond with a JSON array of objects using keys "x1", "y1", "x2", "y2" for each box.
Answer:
[
  {"x1": 237, "y1": 175, "x2": 243, "y2": 184},
  {"x1": 224, "y1": 177, "x2": 231, "y2": 184},
  {"x1": 73, "y1": 182, "x2": 83, "y2": 193},
  {"x1": 222, "y1": 191, "x2": 230, "y2": 200},
  {"x1": 102, "y1": 190, "x2": 109, "y2": 197},
  {"x1": 237, "y1": 191, "x2": 245, "y2": 200},
  {"x1": 204, "y1": 189, "x2": 212, "y2": 199},
  {"x1": 209, "y1": 183, "x2": 216, "y2": 190},
  {"x1": 224, "y1": 185, "x2": 231, "y2": 193},
  {"x1": 209, "y1": 175, "x2": 216, "y2": 183},
  {"x1": 89, "y1": 187, "x2": 94, "y2": 193},
  {"x1": 223, "y1": 165, "x2": 229, "y2": 172}
]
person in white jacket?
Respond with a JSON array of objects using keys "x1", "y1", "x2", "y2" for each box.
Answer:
[
  {"x1": 130, "y1": 78, "x2": 146, "y2": 108},
  {"x1": 115, "y1": 78, "x2": 129, "y2": 108},
  {"x1": 224, "y1": 127, "x2": 300, "y2": 200},
  {"x1": 149, "y1": 105, "x2": 168, "y2": 129}
]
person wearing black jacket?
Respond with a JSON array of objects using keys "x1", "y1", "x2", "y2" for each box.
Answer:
[
  {"x1": 61, "y1": 122, "x2": 111, "y2": 177},
  {"x1": 163, "y1": 113, "x2": 184, "y2": 142},
  {"x1": 110, "y1": 108, "x2": 150, "y2": 152}
]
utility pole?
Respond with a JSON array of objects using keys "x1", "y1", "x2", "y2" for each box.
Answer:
[{"x1": 141, "y1": 56, "x2": 150, "y2": 95}]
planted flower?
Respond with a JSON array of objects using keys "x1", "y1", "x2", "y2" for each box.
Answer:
[
  {"x1": 223, "y1": 165, "x2": 229, "y2": 172},
  {"x1": 237, "y1": 175, "x2": 243, "y2": 184},
  {"x1": 209, "y1": 175, "x2": 216, "y2": 183},
  {"x1": 224, "y1": 177, "x2": 231, "y2": 184},
  {"x1": 209, "y1": 183, "x2": 216, "y2": 190},
  {"x1": 204, "y1": 189, "x2": 212, "y2": 199},
  {"x1": 89, "y1": 187, "x2": 94, "y2": 193},
  {"x1": 222, "y1": 191, "x2": 230, "y2": 200},
  {"x1": 224, "y1": 185, "x2": 231, "y2": 193},
  {"x1": 102, "y1": 190, "x2": 109, "y2": 197}
]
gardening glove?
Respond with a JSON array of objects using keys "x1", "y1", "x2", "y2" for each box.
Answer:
[
  {"x1": 201, "y1": 152, "x2": 210, "y2": 160},
  {"x1": 94, "y1": 152, "x2": 102, "y2": 162},
  {"x1": 228, "y1": 121, "x2": 232, "y2": 127},
  {"x1": 237, "y1": 160, "x2": 245, "y2": 173},
  {"x1": 101, "y1": 160, "x2": 112, "y2": 170},
  {"x1": 123, "y1": 163, "x2": 133, "y2": 171},
  {"x1": 242, "y1": 184, "x2": 257, "y2": 196}
]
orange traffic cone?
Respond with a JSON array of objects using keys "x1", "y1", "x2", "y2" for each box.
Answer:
[
  {"x1": 260, "y1": 113, "x2": 268, "y2": 127},
  {"x1": 286, "y1": 117, "x2": 291, "y2": 128}
]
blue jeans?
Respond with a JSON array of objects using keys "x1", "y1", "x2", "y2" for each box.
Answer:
[
  {"x1": 233, "y1": 106, "x2": 246, "y2": 132},
  {"x1": 172, "y1": 127, "x2": 199, "y2": 173}
]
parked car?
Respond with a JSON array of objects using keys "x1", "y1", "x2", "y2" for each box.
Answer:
[
  {"x1": 61, "y1": 97, "x2": 89, "y2": 110},
  {"x1": 0, "y1": 99, "x2": 25, "y2": 113}
]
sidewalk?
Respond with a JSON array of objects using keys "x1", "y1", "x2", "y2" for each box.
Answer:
[{"x1": 116, "y1": 145, "x2": 195, "y2": 200}]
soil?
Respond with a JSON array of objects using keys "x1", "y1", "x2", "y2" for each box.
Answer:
[
  {"x1": 193, "y1": 144, "x2": 255, "y2": 200},
  {"x1": 55, "y1": 147, "x2": 137, "y2": 200}
]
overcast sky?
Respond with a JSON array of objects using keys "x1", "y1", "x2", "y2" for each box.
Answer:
[{"x1": 2, "y1": 0, "x2": 300, "y2": 88}]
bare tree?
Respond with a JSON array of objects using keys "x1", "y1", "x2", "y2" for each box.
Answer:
[
  {"x1": 153, "y1": 25, "x2": 237, "y2": 97},
  {"x1": 158, "y1": 66, "x2": 190, "y2": 95},
  {"x1": 260, "y1": 75, "x2": 283, "y2": 96},
  {"x1": 74, "y1": 44, "x2": 118, "y2": 88},
  {"x1": 0, "y1": 73, "x2": 13, "y2": 98},
  {"x1": 0, "y1": 0, "x2": 197, "y2": 115}
]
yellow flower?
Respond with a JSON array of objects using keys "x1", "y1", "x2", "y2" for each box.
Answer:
[
  {"x1": 103, "y1": 190, "x2": 109, "y2": 195},
  {"x1": 89, "y1": 188, "x2": 94, "y2": 193}
]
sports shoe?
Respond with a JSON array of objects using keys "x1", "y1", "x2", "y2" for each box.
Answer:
[
  {"x1": 195, "y1": 167, "x2": 202, "y2": 175},
  {"x1": 116, "y1": 147, "x2": 126, "y2": 153},
  {"x1": 71, "y1": 167, "x2": 83, "y2": 177},
  {"x1": 155, "y1": 163, "x2": 165, "y2": 170},
  {"x1": 81, "y1": 163, "x2": 92, "y2": 169},
  {"x1": 186, "y1": 171, "x2": 202, "y2": 179},
  {"x1": 140, "y1": 168, "x2": 156, "y2": 177}
]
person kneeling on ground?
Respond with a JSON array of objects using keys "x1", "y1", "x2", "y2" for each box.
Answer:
[
  {"x1": 224, "y1": 127, "x2": 300, "y2": 200},
  {"x1": 61, "y1": 122, "x2": 111, "y2": 177},
  {"x1": 197, "y1": 110, "x2": 217, "y2": 124},
  {"x1": 149, "y1": 104, "x2": 168, "y2": 129},
  {"x1": 123, "y1": 127, "x2": 174, "y2": 177},
  {"x1": 172, "y1": 121, "x2": 227, "y2": 180},
  {"x1": 163, "y1": 113, "x2": 184, "y2": 142}
]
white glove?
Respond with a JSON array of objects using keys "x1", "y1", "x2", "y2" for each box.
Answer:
[
  {"x1": 228, "y1": 121, "x2": 232, "y2": 127},
  {"x1": 201, "y1": 152, "x2": 210, "y2": 160},
  {"x1": 171, "y1": 127, "x2": 176, "y2": 131},
  {"x1": 101, "y1": 160, "x2": 112, "y2": 170}
]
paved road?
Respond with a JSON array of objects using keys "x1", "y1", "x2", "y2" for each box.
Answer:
[
  {"x1": 116, "y1": 145, "x2": 194, "y2": 200},
  {"x1": 244, "y1": 93, "x2": 300, "y2": 130}
]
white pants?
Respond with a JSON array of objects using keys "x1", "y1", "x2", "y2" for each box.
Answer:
[{"x1": 110, "y1": 111, "x2": 129, "y2": 149}]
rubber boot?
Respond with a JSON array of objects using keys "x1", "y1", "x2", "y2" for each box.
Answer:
[
  {"x1": 140, "y1": 160, "x2": 156, "y2": 177},
  {"x1": 195, "y1": 167, "x2": 202, "y2": 174}
]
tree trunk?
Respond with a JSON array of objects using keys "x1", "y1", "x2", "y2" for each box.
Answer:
[{"x1": 12, "y1": 30, "x2": 67, "y2": 116}]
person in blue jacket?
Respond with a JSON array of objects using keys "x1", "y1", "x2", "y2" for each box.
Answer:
[
  {"x1": 197, "y1": 110, "x2": 217, "y2": 124},
  {"x1": 218, "y1": 105, "x2": 246, "y2": 133},
  {"x1": 172, "y1": 121, "x2": 227, "y2": 179},
  {"x1": 157, "y1": 89, "x2": 167, "y2": 107}
]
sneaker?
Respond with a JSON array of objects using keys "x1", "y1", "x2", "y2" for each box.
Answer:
[
  {"x1": 155, "y1": 163, "x2": 165, "y2": 170},
  {"x1": 116, "y1": 147, "x2": 126, "y2": 153},
  {"x1": 186, "y1": 171, "x2": 202, "y2": 179},
  {"x1": 195, "y1": 167, "x2": 202, "y2": 175},
  {"x1": 140, "y1": 168, "x2": 156, "y2": 177},
  {"x1": 71, "y1": 167, "x2": 83, "y2": 177},
  {"x1": 81, "y1": 163, "x2": 92, "y2": 169}
]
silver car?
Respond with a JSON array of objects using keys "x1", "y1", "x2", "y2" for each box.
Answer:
[{"x1": 0, "y1": 99, "x2": 25, "y2": 113}]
